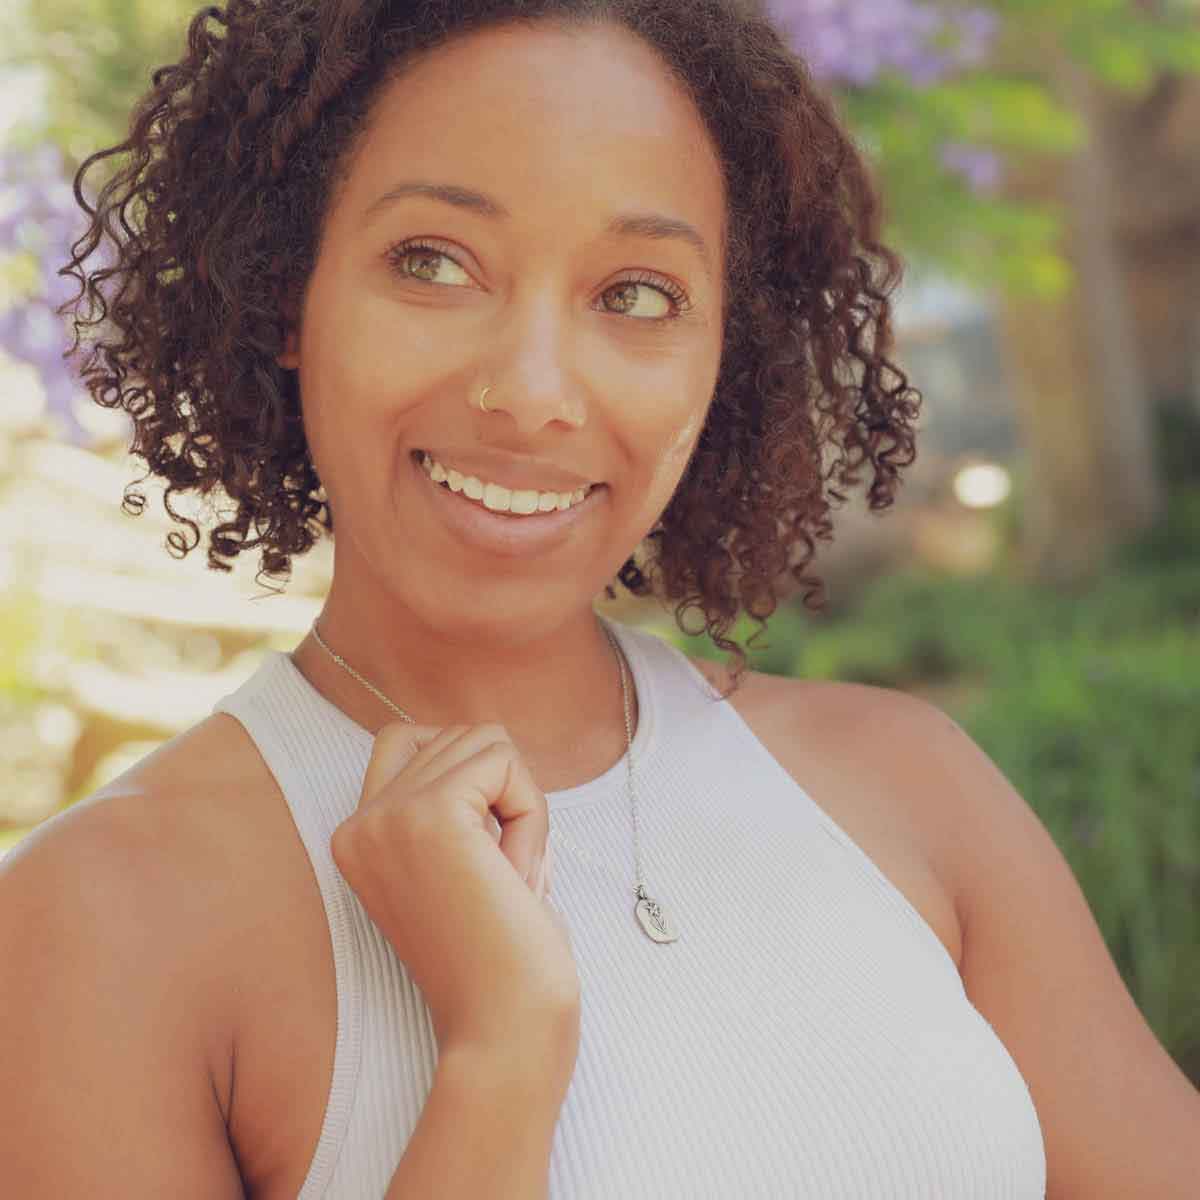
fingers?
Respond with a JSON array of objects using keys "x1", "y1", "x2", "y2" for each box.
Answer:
[
  {"x1": 359, "y1": 722, "x2": 447, "y2": 811},
  {"x1": 362, "y1": 721, "x2": 550, "y2": 893},
  {"x1": 397, "y1": 723, "x2": 510, "y2": 792},
  {"x1": 437, "y1": 742, "x2": 548, "y2": 888}
]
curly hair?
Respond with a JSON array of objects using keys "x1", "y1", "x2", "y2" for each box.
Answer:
[{"x1": 59, "y1": 0, "x2": 921, "y2": 685}]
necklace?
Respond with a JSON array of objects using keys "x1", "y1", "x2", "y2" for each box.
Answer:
[{"x1": 308, "y1": 617, "x2": 680, "y2": 944}]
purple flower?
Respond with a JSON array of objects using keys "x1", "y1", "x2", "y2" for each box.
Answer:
[
  {"x1": 951, "y1": 8, "x2": 1001, "y2": 67},
  {"x1": 763, "y1": 6, "x2": 1004, "y2": 202},
  {"x1": 766, "y1": 0, "x2": 998, "y2": 88},
  {"x1": 941, "y1": 141, "x2": 1004, "y2": 192},
  {"x1": 0, "y1": 144, "x2": 100, "y2": 445}
]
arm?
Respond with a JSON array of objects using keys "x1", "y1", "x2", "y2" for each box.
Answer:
[
  {"x1": 385, "y1": 1039, "x2": 574, "y2": 1200},
  {"x1": 0, "y1": 799, "x2": 245, "y2": 1199},
  {"x1": 877, "y1": 690, "x2": 1200, "y2": 1200}
]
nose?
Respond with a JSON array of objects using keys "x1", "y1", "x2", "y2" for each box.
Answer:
[{"x1": 480, "y1": 299, "x2": 587, "y2": 437}]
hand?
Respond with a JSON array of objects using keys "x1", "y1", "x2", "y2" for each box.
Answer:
[{"x1": 330, "y1": 722, "x2": 579, "y2": 1066}]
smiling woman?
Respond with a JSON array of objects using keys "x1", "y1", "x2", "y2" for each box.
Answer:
[
  {"x1": 54, "y1": 0, "x2": 920, "y2": 664},
  {"x1": 13, "y1": 1, "x2": 1189, "y2": 1198}
]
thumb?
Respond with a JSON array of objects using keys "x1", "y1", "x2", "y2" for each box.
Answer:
[{"x1": 485, "y1": 750, "x2": 548, "y2": 892}]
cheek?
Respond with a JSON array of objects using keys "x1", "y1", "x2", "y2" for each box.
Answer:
[
  {"x1": 300, "y1": 270, "x2": 450, "y2": 425},
  {"x1": 610, "y1": 344, "x2": 717, "y2": 521},
  {"x1": 663, "y1": 405, "x2": 705, "y2": 468},
  {"x1": 641, "y1": 397, "x2": 708, "y2": 503}
]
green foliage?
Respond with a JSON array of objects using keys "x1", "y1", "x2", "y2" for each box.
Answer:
[
  {"x1": 1153, "y1": 401, "x2": 1200, "y2": 493},
  {"x1": 1057, "y1": 4, "x2": 1200, "y2": 88},
  {"x1": 663, "y1": 499, "x2": 1200, "y2": 1077},
  {"x1": 964, "y1": 628, "x2": 1200, "y2": 1068},
  {"x1": 9, "y1": 0, "x2": 1200, "y2": 303},
  {"x1": 842, "y1": 73, "x2": 1083, "y2": 298},
  {"x1": 0, "y1": 826, "x2": 31, "y2": 855},
  {"x1": 3, "y1": 0, "x2": 196, "y2": 163},
  {"x1": 0, "y1": 591, "x2": 44, "y2": 705},
  {"x1": 838, "y1": 0, "x2": 1200, "y2": 295}
]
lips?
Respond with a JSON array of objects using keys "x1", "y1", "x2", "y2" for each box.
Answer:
[
  {"x1": 409, "y1": 448, "x2": 597, "y2": 491},
  {"x1": 409, "y1": 448, "x2": 607, "y2": 558},
  {"x1": 413, "y1": 449, "x2": 596, "y2": 517}
]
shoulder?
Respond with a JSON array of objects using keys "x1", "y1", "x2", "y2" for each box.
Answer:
[
  {"x1": 3, "y1": 712, "x2": 276, "y2": 1119},
  {"x1": 778, "y1": 678, "x2": 1000, "y2": 914},
  {"x1": 684, "y1": 654, "x2": 972, "y2": 903},
  {"x1": 769, "y1": 683, "x2": 1200, "y2": 1196},
  {"x1": 0, "y1": 722, "x2": 260, "y2": 1193},
  {"x1": 723, "y1": 665, "x2": 1200, "y2": 1194},
  {"x1": 683, "y1": 650, "x2": 946, "y2": 750},
  {"x1": 9, "y1": 712, "x2": 262, "y2": 919}
]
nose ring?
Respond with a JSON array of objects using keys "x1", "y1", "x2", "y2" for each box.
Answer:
[{"x1": 478, "y1": 386, "x2": 492, "y2": 414}]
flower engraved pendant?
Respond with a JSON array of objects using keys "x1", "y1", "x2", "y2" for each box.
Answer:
[{"x1": 635, "y1": 888, "x2": 680, "y2": 943}]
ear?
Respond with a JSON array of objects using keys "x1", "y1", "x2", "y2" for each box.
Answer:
[
  {"x1": 275, "y1": 286, "x2": 304, "y2": 369},
  {"x1": 277, "y1": 325, "x2": 300, "y2": 370}
]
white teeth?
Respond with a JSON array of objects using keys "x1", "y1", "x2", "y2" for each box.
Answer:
[
  {"x1": 482, "y1": 482, "x2": 511, "y2": 512},
  {"x1": 418, "y1": 452, "x2": 594, "y2": 515}
]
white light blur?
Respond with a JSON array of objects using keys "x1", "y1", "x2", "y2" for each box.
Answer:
[
  {"x1": 33, "y1": 702, "x2": 81, "y2": 751},
  {"x1": 953, "y1": 462, "x2": 1011, "y2": 509}
]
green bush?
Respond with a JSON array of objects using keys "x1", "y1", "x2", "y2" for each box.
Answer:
[{"x1": 962, "y1": 632, "x2": 1200, "y2": 1077}]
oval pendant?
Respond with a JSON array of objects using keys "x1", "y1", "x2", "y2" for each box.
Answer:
[{"x1": 635, "y1": 893, "x2": 680, "y2": 943}]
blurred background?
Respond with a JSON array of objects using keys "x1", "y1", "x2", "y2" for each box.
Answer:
[{"x1": 1, "y1": 0, "x2": 1198, "y2": 1081}]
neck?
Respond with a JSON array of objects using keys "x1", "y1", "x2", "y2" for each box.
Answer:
[{"x1": 289, "y1": 580, "x2": 637, "y2": 793}]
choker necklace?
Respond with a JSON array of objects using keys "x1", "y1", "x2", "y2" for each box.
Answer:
[{"x1": 308, "y1": 616, "x2": 681, "y2": 944}]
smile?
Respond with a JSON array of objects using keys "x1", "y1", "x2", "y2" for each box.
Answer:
[
  {"x1": 416, "y1": 451, "x2": 596, "y2": 517},
  {"x1": 409, "y1": 450, "x2": 608, "y2": 558}
]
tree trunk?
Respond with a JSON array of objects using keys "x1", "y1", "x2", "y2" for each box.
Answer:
[
  {"x1": 994, "y1": 56, "x2": 1165, "y2": 580},
  {"x1": 1104, "y1": 72, "x2": 1200, "y2": 420}
]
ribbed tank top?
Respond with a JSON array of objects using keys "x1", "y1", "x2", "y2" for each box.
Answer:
[{"x1": 211, "y1": 615, "x2": 1046, "y2": 1198}]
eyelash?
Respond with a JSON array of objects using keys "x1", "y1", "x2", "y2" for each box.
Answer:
[{"x1": 384, "y1": 237, "x2": 693, "y2": 322}]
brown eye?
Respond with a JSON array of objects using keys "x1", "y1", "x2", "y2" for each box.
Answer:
[
  {"x1": 601, "y1": 274, "x2": 691, "y2": 322},
  {"x1": 603, "y1": 281, "x2": 670, "y2": 319},
  {"x1": 386, "y1": 240, "x2": 472, "y2": 287},
  {"x1": 400, "y1": 249, "x2": 444, "y2": 281}
]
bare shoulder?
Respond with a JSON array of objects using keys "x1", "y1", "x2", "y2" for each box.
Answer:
[
  {"x1": 683, "y1": 649, "x2": 883, "y2": 714},
  {"x1": 55, "y1": 712, "x2": 343, "y2": 1199},
  {"x1": 706, "y1": 664, "x2": 1200, "y2": 1195},
  {"x1": 683, "y1": 650, "x2": 945, "y2": 762},
  {"x1": 692, "y1": 649, "x2": 958, "y2": 792},
  {"x1": 683, "y1": 654, "x2": 970, "y2": 959},
  {"x1": 0, "y1": 715, "x2": 265, "y2": 1195},
  {"x1": 5, "y1": 714, "x2": 268, "y2": 1104}
]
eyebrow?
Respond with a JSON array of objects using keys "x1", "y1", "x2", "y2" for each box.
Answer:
[{"x1": 364, "y1": 180, "x2": 712, "y2": 280}]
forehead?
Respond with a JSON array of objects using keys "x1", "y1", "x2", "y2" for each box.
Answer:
[{"x1": 336, "y1": 20, "x2": 726, "y2": 253}]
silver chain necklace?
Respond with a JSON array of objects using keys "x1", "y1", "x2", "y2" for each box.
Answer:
[{"x1": 308, "y1": 618, "x2": 680, "y2": 943}]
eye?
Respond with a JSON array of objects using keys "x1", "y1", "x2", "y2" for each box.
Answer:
[
  {"x1": 386, "y1": 239, "x2": 474, "y2": 287},
  {"x1": 601, "y1": 273, "x2": 692, "y2": 323},
  {"x1": 383, "y1": 239, "x2": 693, "y2": 322}
]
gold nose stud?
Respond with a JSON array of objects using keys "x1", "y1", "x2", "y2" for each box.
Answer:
[{"x1": 479, "y1": 386, "x2": 492, "y2": 413}]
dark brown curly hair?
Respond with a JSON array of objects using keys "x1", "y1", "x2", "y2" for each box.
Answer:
[{"x1": 59, "y1": 0, "x2": 921, "y2": 684}]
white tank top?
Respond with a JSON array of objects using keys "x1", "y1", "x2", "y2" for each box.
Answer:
[{"x1": 211, "y1": 615, "x2": 1045, "y2": 1198}]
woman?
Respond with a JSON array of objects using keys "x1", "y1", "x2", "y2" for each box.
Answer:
[{"x1": 5, "y1": 0, "x2": 1197, "y2": 1196}]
